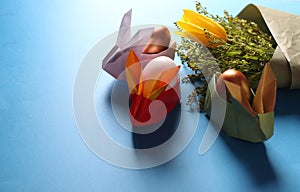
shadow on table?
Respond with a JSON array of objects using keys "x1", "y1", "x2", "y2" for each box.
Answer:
[
  {"x1": 220, "y1": 133, "x2": 278, "y2": 186},
  {"x1": 275, "y1": 89, "x2": 300, "y2": 117},
  {"x1": 132, "y1": 104, "x2": 181, "y2": 149}
]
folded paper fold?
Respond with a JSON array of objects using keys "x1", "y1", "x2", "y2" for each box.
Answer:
[
  {"x1": 101, "y1": 9, "x2": 180, "y2": 127},
  {"x1": 252, "y1": 63, "x2": 277, "y2": 114},
  {"x1": 204, "y1": 75, "x2": 274, "y2": 142},
  {"x1": 204, "y1": 63, "x2": 277, "y2": 142},
  {"x1": 102, "y1": 9, "x2": 176, "y2": 79}
]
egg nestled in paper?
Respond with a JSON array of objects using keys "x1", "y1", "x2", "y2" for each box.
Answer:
[{"x1": 142, "y1": 56, "x2": 178, "y2": 89}]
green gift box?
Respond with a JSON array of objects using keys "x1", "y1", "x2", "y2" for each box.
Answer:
[{"x1": 204, "y1": 75, "x2": 274, "y2": 142}]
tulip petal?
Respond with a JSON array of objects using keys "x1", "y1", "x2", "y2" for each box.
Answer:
[
  {"x1": 182, "y1": 9, "x2": 227, "y2": 41},
  {"x1": 176, "y1": 21, "x2": 222, "y2": 48},
  {"x1": 176, "y1": 21, "x2": 206, "y2": 35},
  {"x1": 174, "y1": 30, "x2": 210, "y2": 47}
]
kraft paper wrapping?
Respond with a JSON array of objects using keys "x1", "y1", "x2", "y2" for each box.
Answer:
[{"x1": 237, "y1": 4, "x2": 300, "y2": 89}]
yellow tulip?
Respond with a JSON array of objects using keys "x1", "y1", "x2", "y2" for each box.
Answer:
[{"x1": 176, "y1": 9, "x2": 227, "y2": 48}]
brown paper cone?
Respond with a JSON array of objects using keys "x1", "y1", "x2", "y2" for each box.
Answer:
[{"x1": 237, "y1": 4, "x2": 300, "y2": 89}]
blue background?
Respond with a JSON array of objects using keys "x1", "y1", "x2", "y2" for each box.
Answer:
[{"x1": 1, "y1": 0, "x2": 300, "y2": 191}]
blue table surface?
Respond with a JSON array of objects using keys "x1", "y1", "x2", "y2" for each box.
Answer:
[{"x1": 1, "y1": 0, "x2": 300, "y2": 191}]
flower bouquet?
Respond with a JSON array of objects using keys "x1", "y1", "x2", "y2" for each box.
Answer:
[{"x1": 174, "y1": 2, "x2": 300, "y2": 142}]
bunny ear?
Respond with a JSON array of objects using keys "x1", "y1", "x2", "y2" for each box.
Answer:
[
  {"x1": 157, "y1": 66, "x2": 180, "y2": 87},
  {"x1": 253, "y1": 63, "x2": 277, "y2": 114},
  {"x1": 144, "y1": 66, "x2": 180, "y2": 100},
  {"x1": 125, "y1": 50, "x2": 142, "y2": 95},
  {"x1": 224, "y1": 80, "x2": 256, "y2": 116},
  {"x1": 116, "y1": 9, "x2": 132, "y2": 48}
]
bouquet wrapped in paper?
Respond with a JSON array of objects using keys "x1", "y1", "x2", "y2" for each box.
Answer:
[{"x1": 175, "y1": 2, "x2": 298, "y2": 142}]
